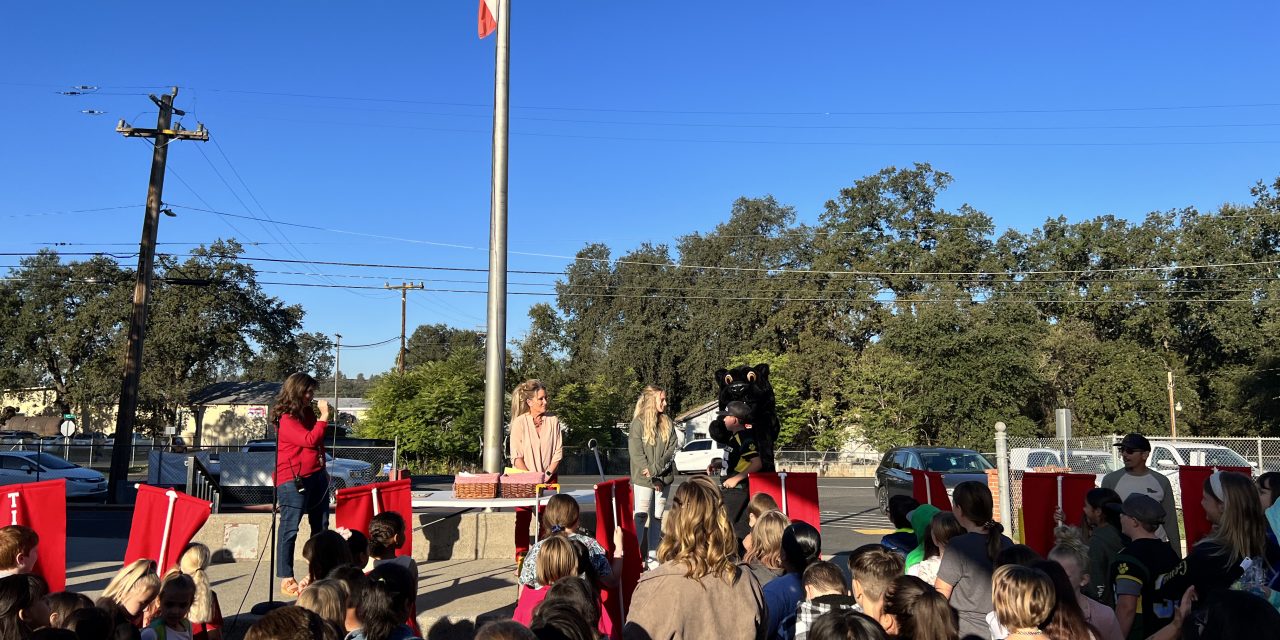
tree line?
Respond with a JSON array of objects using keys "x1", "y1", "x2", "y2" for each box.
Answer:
[
  {"x1": 0, "y1": 240, "x2": 334, "y2": 434},
  {"x1": 503, "y1": 164, "x2": 1280, "y2": 454}
]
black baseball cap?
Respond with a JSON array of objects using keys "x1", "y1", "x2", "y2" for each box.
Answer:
[
  {"x1": 1120, "y1": 494, "x2": 1166, "y2": 526},
  {"x1": 1114, "y1": 433, "x2": 1152, "y2": 452},
  {"x1": 716, "y1": 401, "x2": 751, "y2": 420}
]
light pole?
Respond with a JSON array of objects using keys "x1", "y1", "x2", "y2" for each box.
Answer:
[{"x1": 333, "y1": 333, "x2": 342, "y2": 448}]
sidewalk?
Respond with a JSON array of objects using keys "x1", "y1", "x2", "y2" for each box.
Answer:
[{"x1": 67, "y1": 536, "x2": 519, "y2": 640}]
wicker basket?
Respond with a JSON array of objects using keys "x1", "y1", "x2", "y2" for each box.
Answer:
[
  {"x1": 500, "y1": 472, "x2": 545, "y2": 499},
  {"x1": 453, "y1": 472, "x2": 499, "y2": 499}
]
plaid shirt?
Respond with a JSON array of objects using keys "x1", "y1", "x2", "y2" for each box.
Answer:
[{"x1": 785, "y1": 594, "x2": 859, "y2": 640}]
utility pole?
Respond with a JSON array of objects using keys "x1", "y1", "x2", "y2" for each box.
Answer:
[
  {"x1": 333, "y1": 333, "x2": 341, "y2": 449},
  {"x1": 1167, "y1": 370, "x2": 1178, "y2": 440},
  {"x1": 385, "y1": 282, "x2": 424, "y2": 373},
  {"x1": 107, "y1": 88, "x2": 208, "y2": 503}
]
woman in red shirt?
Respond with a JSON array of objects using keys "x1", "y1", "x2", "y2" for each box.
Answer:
[{"x1": 273, "y1": 372, "x2": 331, "y2": 596}]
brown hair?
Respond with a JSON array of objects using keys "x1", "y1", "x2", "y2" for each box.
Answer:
[
  {"x1": 851, "y1": 546, "x2": 905, "y2": 605},
  {"x1": 1032, "y1": 560, "x2": 1097, "y2": 640},
  {"x1": 44, "y1": 592, "x2": 93, "y2": 630},
  {"x1": 0, "y1": 526, "x2": 38, "y2": 570},
  {"x1": 273, "y1": 372, "x2": 318, "y2": 423},
  {"x1": 953, "y1": 481, "x2": 1005, "y2": 564},
  {"x1": 368, "y1": 511, "x2": 407, "y2": 558},
  {"x1": 158, "y1": 573, "x2": 195, "y2": 603},
  {"x1": 748, "y1": 493, "x2": 781, "y2": 521},
  {"x1": 296, "y1": 579, "x2": 349, "y2": 631},
  {"x1": 1202, "y1": 471, "x2": 1268, "y2": 563},
  {"x1": 744, "y1": 510, "x2": 789, "y2": 570},
  {"x1": 803, "y1": 560, "x2": 848, "y2": 595},
  {"x1": 510, "y1": 379, "x2": 547, "y2": 420},
  {"x1": 245, "y1": 605, "x2": 341, "y2": 640},
  {"x1": 883, "y1": 575, "x2": 959, "y2": 640},
  {"x1": 535, "y1": 536, "x2": 580, "y2": 587},
  {"x1": 657, "y1": 475, "x2": 738, "y2": 583},
  {"x1": 540, "y1": 494, "x2": 581, "y2": 537},
  {"x1": 923, "y1": 512, "x2": 965, "y2": 560},
  {"x1": 992, "y1": 565, "x2": 1054, "y2": 632},
  {"x1": 475, "y1": 620, "x2": 538, "y2": 640},
  {"x1": 302, "y1": 531, "x2": 353, "y2": 584}
]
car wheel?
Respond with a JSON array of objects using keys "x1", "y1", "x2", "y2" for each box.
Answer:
[{"x1": 877, "y1": 484, "x2": 889, "y2": 515}]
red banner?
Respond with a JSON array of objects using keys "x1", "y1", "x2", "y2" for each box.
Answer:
[
  {"x1": 594, "y1": 479, "x2": 640, "y2": 638},
  {"x1": 747, "y1": 472, "x2": 822, "y2": 533},
  {"x1": 1179, "y1": 466, "x2": 1251, "y2": 549},
  {"x1": 1020, "y1": 472, "x2": 1097, "y2": 556},
  {"x1": 335, "y1": 479, "x2": 414, "y2": 557},
  {"x1": 911, "y1": 469, "x2": 952, "y2": 511},
  {"x1": 5, "y1": 479, "x2": 66, "y2": 591},
  {"x1": 123, "y1": 485, "x2": 212, "y2": 576}
]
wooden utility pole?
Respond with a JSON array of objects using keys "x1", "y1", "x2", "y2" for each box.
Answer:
[
  {"x1": 108, "y1": 88, "x2": 208, "y2": 503},
  {"x1": 385, "y1": 282, "x2": 424, "y2": 373},
  {"x1": 1167, "y1": 370, "x2": 1178, "y2": 439}
]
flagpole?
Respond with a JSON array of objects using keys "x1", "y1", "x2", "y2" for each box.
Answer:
[{"x1": 482, "y1": 0, "x2": 511, "y2": 474}]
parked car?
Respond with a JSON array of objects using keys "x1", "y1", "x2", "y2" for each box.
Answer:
[
  {"x1": 0, "y1": 431, "x2": 39, "y2": 445},
  {"x1": 1148, "y1": 442, "x2": 1257, "y2": 479},
  {"x1": 1009, "y1": 447, "x2": 1118, "y2": 484},
  {"x1": 673, "y1": 438, "x2": 725, "y2": 474},
  {"x1": 69, "y1": 432, "x2": 109, "y2": 445},
  {"x1": 239, "y1": 440, "x2": 375, "y2": 488},
  {"x1": 0, "y1": 451, "x2": 107, "y2": 501},
  {"x1": 874, "y1": 447, "x2": 994, "y2": 514}
]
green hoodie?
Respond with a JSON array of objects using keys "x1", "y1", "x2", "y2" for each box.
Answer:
[{"x1": 904, "y1": 504, "x2": 942, "y2": 571}]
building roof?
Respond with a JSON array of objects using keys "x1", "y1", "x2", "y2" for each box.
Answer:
[
  {"x1": 189, "y1": 381, "x2": 280, "y2": 405},
  {"x1": 674, "y1": 399, "x2": 718, "y2": 423}
]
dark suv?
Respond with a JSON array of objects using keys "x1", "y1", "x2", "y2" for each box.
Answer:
[{"x1": 874, "y1": 446, "x2": 993, "y2": 513}]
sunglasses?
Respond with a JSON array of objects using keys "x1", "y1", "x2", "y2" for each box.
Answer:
[{"x1": 1120, "y1": 448, "x2": 1146, "y2": 454}]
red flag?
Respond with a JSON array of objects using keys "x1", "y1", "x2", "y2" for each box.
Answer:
[
  {"x1": 123, "y1": 485, "x2": 212, "y2": 575},
  {"x1": 747, "y1": 472, "x2": 822, "y2": 533},
  {"x1": 594, "y1": 479, "x2": 640, "y2": 637},
  {"x1": 1020, "y1": 472, "x2": 1097, "y2": 557},
  {"x1": 478, "y1": 0, "x2": 499, "y2": 38},
  {"x1": 910, "y1": 469, "x2": 953, "y2": 511},
  {"x1": 1179, "y1": 466, "x2": 1251, "y2": 549},
  {"x1": 5, "y1": 479, "x2": 67, "y2": 591},
  {"x1": 335, "y1": 479, "x2": 414, "y2": 557}
]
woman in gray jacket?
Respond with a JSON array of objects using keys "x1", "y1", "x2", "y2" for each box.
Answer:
[{"x1": 629, "y1": 385, "x2": 679, "y2": 565}]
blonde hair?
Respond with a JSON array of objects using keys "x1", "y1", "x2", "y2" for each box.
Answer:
[
  {"x1": 744, "y1": 510, "x2": 789, "y2": 570},
  {"x1": 297, "y1": 579, "x2": 349, "y2": 630},
  {"x1": 510, "y1": 379, "x2": 547, "y2": 419},
  {"x1": 1048, "y1": 526, "x2": 1090, "y2": 578},
  {"x1": 747, "y1": 493, "x2": 780, "y2": 521},
  {"x1": 657, "y1": 475, "x2": 738, "y2": 583},
  {"x1": 992, "y1": 564, "x2": 1054, "y2": 631},
  {"x1": 535, "y1": 536, "x2": 579, "y2": 587},
  {"x1": 1202, "y1": 471, "x2": 1267, "y2": 563},
  {"x1": 632, "y1": 385, "x2": 672, "y2": 447},
  {"x1": 102, "y1": 559, "x2": 161, "y2": 606},
  {"x1": 539, "y1": 494, "x2": 581, "y2": 537},
  {"x1": 162, "y1": 543, "x2": 214, "y2": 623}
]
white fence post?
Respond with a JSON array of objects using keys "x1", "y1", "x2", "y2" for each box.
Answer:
[
  {"x1": 995, "y1": 422, "x2": 1011, "y2": 526},
  {"x1": 1259, "y1": 437, "x2": 1265, "y2": 469}
]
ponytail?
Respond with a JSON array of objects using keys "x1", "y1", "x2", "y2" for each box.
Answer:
[
  {"x1": 953, "y1": 481, "x2": 1002, "y2": 563},
  {"x1": 984, "y1": 520, "x2": 1006, "y2": 565}
]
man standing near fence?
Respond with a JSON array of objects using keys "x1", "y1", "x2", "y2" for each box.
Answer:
[{"x1": 1102, "y1": 434, "x2": 1181, "y2": 557}]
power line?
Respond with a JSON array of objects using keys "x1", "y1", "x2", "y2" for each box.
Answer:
[{"x1": 0, "y1": 204, "x2": 140, "y2": 220}]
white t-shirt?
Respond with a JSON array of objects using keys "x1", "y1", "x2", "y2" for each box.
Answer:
[{"x1": 1113, "y1": 471, "x2": 1170, "y2": 541}]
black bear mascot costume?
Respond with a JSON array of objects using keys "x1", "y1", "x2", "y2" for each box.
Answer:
[{"x1": 708, "y1": 363, "x2": 780, "y2": 472}]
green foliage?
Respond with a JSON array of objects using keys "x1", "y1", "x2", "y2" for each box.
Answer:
[
  {"x1": 511, "y1": 166, "x2": 1280, "y2": 451},
  {"x1": 403, "y1": 323, "x2": 484, "y2": 370},
  {"x1": 357, "y1": 348, "x2": 485, "y2": 467},
  {"x1": 552, "y1": 374, "x2": 639, "y2": 449}
]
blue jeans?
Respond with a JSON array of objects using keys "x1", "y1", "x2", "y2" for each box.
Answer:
[{"x1": 276, "y1": 472, "x2": 330, "y2": 579}]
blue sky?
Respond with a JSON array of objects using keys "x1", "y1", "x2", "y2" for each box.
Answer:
[{"x1": 2, "y1": 2, "x2": 1278, "y2": 376}]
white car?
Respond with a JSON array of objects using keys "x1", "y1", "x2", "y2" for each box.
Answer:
[
  {"x1": 0, "y1": 451, "x2": 107, "y2": 500},
  {"x1": 1148, "y1": 442, "x2": 1257, "y2": 479},
  {"x1": 1009, "y1": 447, "x2": 1118, "y2": 484},
  {"x1": 673, "y1": 438, "x2": 725, "y2": 474}
]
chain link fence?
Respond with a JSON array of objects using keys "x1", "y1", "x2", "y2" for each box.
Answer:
[{"x1": 995, "y1": 431, "x2": 1273, "y2": 541}]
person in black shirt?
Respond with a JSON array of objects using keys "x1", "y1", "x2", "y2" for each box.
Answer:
[
  {"x1": 1111, "y1": 494, "x2": 1179, "y2": 640},
  {"x1": 716, "y1": 401, "x2": 762, "y2": 542}
]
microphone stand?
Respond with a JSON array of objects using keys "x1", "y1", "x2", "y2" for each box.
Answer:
[{"x1": 251, "y1": 419, "x2": 287, "y2": 614}]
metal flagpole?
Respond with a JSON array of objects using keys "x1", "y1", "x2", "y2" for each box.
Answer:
[{"x1": 482, "y1": 0, "x2": 511, "y2": 474}]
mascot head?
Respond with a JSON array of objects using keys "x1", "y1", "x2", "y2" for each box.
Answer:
[{"x1": 714, "y1": 363, "x2": 774, "y2": 410}]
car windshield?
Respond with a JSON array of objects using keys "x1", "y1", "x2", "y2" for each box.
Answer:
[
  {"x1": 1175, "y1": 447, "x2": 1250, "y2": 467},
  {"x1": 1069, "y1": 453, "x2": 1117, "y2": 474},
  {"x1": 29, "y1": 453, "x2": 76, "y2": 470},
  {"x1": 920, "y1": 452, "x2": 993, "y2": 472}
]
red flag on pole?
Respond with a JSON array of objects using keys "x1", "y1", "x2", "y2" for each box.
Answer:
[
  {"x1": 123, "y1": 485, "x2": 212, "y2": 575},
  {"x1": 1020, "y1": 472, "x2": 1096, "y2": 556},
  {"x1": 1179, "y1": 466, "x2": 1251, "y2": 549},
  {"x1": 335, "y1": 479, "x2": 414, "y2": 557},
  {"x1": 478, "y1": 0, "x2": 499, "y2": 38},
  {"x1": 5, "y1": 479, "x2": 66, "y2": 591},
  {"x1": 911, "y1": 469, "x2": 952, "y2": 511},
  {"x1": 748, "y1": 472, "x2": 822, "y2": 533},
  {"x1": 594, "y1": 479, "x2": 640, "y2": 638}
]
